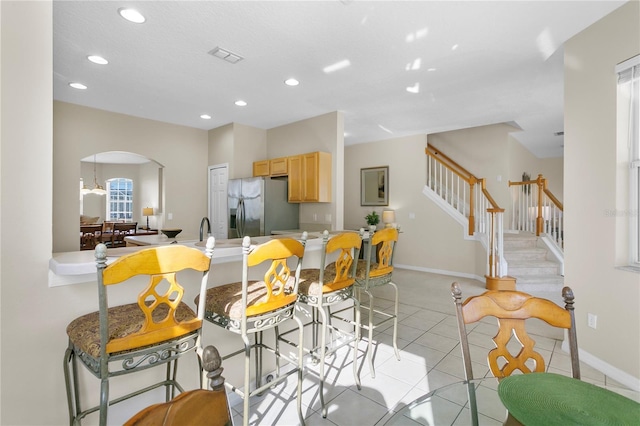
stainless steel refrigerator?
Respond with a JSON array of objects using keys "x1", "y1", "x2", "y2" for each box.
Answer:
[{"x1": 228, "y1": 177, "x2": 299, "y2": 238}]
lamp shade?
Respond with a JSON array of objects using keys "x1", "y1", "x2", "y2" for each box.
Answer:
[
  {"x1": 382, "y1": 209, "x2": 395, "y2": 225},
  {"x1": 143, "y1": 207, "x2": 154, "y2": 216}
]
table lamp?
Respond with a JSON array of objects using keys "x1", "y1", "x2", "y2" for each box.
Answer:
[
  {"x1": 142, "y1": 207, "x2": 154, "y2": 230},
  {"x1": 382, "y1": 209, "x2": 395, "y2": 228}
]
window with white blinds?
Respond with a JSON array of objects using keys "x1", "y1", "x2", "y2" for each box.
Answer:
[
  {"x1": 106, "y1": 178, "x2": 134, "y2": 221},
  {"x1": 617, "y1": 55, "x2": 640, "y2": 266}
]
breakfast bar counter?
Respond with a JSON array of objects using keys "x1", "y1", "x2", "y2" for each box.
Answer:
[{"x1": 49, "y1": 232, "x2": 324, "y2": 287}]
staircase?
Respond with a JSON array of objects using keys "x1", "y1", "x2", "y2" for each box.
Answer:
[{"x1": 503, "y1": 232, "x2": 564, "y2": 294}]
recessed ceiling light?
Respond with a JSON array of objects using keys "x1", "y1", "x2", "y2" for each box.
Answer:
[
  {"x1": 200, "y1": 114, "x2": 212, "y2": 119},
  {"x1": 235, "y1": 100, "x2": 247, "y2": 107},
  {"x1": 69, "y1": 82, "x2": 87, "y2": 90},
  {"x1": 285, "y1": 78, "x2": 299, "y2": 86},
  {"x1": 118, "y1": 8, "x2": 145, "y2": 24},
  {"x1": 87, "y1": 55, "x2": 108, "y2": 65}
]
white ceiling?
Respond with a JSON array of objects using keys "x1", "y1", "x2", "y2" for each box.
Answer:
[{"x1": 53, "y1": 1, "x2": 626, "y2": 159}]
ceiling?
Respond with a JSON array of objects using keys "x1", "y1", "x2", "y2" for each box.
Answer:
[{"x1": 53, "y1": 1, "x2": 626, "y2": 159}]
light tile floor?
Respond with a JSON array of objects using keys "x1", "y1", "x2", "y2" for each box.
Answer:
[{"x1": 227, "y1": 269, "x2": 627, "y2": 426}]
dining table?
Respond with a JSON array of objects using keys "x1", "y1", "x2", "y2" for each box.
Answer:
[{"x1": 384, "y1": 373, "x2": 640, "y2": 426}]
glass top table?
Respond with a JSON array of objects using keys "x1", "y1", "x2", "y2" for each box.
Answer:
[
  {"x1": 385, "y1": 375, "x2": 640, "y2": 426},
  {"x1": 384, "y1": 378, "x2": 509, "y2": 426}
]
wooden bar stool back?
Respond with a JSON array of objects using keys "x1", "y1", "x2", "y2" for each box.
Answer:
[
  {"x1": 63, "y1": 237, "x2": 215, "y2": 425},
  {"x1": 280, "y1": 230, "x2": 363, "y2": 418},
  {"x1": 196, "y1": 234, "x2": 308, "y2": 426},
  {"x1": 451, "y1": 282, "x2": 580, "y2": 381},
  {"x1": 352, "y1": 226, "x2": 400, "y2": 378}
]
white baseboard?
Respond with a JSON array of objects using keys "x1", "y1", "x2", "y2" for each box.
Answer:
[
  {"x1": 395, "y1": 263, "x2": 485, "y2": 283},
  {"x1": 562, "y1": 340, "x2": 640, "y2": 391}
]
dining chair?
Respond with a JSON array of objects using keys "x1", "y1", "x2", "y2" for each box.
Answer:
[
  {"x1": 63, "y1": 237, "x2": 215, "y2": 426},
  {"x1": 196, "y1": 234, "x2": 307, "y2": 426},
  {"x1": 278, "y1": 230, "x2": 362, "y2": 418},
  {"x1": 112, "y1": 222, "x2": 138, "y2": 247},
  {"x1": 80, "y1": 224, "x2": 102, "y2": 250},
  {"x1": 451, "y1": 282, "x2": 580, "y2": 381},
  {"x1": 125, "y1": 344, "x2": 232, "y2": 426},
  {"x1": 100, "y1": 221, "x2": 116, "y2": 246},
  {"x1": 351, "y1": 226, "x2": 400, "y2": 378}
]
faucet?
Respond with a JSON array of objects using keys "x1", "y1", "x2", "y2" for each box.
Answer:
[{"x1": 199, "y1": 217, "x2": 211, "y2": 241}]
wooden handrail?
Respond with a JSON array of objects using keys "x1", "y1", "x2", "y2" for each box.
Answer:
[
  {"x1": 479, "y1": 178, "x2": 500, "y2": 210},
  {"x1": 543, "y1": 189, "x2": 563, "y2": 211},
  {"x1": 425, "y1": 145, "x2": 474, "y2": 182},
  {"x1": 425, "y1": 145, "x2": 503, "y2": 236}
]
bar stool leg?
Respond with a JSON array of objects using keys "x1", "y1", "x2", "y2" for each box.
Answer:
[
  {"x1": 353, "y1": 298, "x2": 362, "y2": 390},
  {"x1": 293, "y1": 314, "x2": 306, "y2": 426},
  {"x1": 390, "y1": 281, "x2": 401, "y2": 360},
  {"x1": 365, "y1": 288, "x2": 375, "y2": 378},
  {"x1": 242, "y1": 335, "x2": 251, "y2": 426},
  {"x1": 318, "y1": 305, "x2": 328, "y2": 418}
]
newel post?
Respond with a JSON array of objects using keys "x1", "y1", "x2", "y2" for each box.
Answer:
[
  {"x1": 485, "y1": 208, "x2": 516, "y2": 290},
  {"x1": 468, "y1": 176, "x2": 476, "y2": 236},
  {"x1": 535, "y1": 174, "x2": 545, "y2": 236}
]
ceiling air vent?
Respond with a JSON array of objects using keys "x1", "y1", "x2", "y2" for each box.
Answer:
[{"x1": 208, "y1": 47, "x2": 244, "y2": 64}]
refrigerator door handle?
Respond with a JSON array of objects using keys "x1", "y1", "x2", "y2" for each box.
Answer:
[{"x1": 237, "y1": 197, "x2": 245, "y2": 238}]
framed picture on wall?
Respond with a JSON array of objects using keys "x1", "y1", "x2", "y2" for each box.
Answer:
[{"x1": 361, "y1": 166, "x2": 389, "y2": 206}]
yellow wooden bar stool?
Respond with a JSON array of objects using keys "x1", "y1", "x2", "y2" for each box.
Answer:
[
  {"x1": 353, "y1": 226, "x2": 400, "y2": 378},
  {"x1": 278, "y1": 230, "x2": 363, "y2": 418},
  {"x1": 196, "y1": 234, "x2": 307, "y2": 426},
  {"x1": 63, "y1": 237, "x2": 215, "y2": 426}
]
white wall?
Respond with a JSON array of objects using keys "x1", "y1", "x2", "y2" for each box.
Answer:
[
  {"x1": 564, "y1": 0, "x2": 640, "y2": 387},
  {"x1": 1, "y1": 2, "x2": 57, "y2": 424},
  {"x1": 207, "y1": 123, "x2": 236, "y2": 174},
  {"x1": 507, "y1": 136, "x2": 564, "y2": 201},
  {"x1": 233, "y1": 123, "x2": 268, "y2": 179},
  {"x1": 345, "y1": 135, "x2": 486, "y2": 278},
  {"x1": 54, "y1": 101, "x2": 210, "y2": 249},
  {"x1": 428, "y1": 123, "x2": 520, "y2": 211},
  {"x1": 267, "y1": 111, "x2": 344, "y2": 231}
]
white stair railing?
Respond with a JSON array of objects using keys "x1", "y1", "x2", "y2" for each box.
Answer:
[
  {"x1": 425, "y1": 146, "x2": 507, "y2": 280},
  {"x1": 426, "y1": 150, "x2": 472, "y2": 221},
  {"x1": 509, "y1": 174, "x2": 564, "y2": 253}
]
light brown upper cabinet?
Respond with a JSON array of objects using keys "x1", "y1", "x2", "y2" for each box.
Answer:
[
  {"x1": 288, "y1": 152, "x2": 331, "y2": 203},
  {"x1": 269, "y1": 157, "x2": 288, "y2": 177},
  {"x1": 253, "y1": 160, "x2": 269, "y2": 177}
]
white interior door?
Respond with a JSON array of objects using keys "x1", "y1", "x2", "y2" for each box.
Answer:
[{"x1": 208, "y1": 164, "x2": 228, "y2": 239}]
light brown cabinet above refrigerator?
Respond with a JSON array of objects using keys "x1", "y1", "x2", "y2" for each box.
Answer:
[
  {"x1": 252, "y1": 157, "x2": 288, "y2": 177},
  {"x1": 252, "y1": 160, "x2": 269, "y2": 177},
  {"x1": 269, "y1": 157, "x2": 288, "y2": 177},
  {"x1": 252, "y1": 151, "x2": 331, "y2": 203}
]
